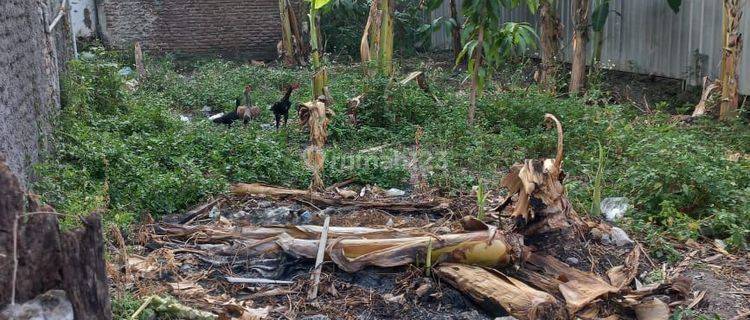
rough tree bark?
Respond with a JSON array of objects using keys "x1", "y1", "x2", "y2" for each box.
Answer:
[
  {"x1": 0, "y1": 157, "x2": 111, "y2": 319},
  {"x1": 279, "y1": 0, "x2": 295, "y2": 65},
  {"x1": 538, "y1": 0, "x2": 562, "y2": 93},
  {"x1": 449, "y1": 0, "x2": 462, "y2": 62},
  {"x1": 719, "y1": 0, "x2": 743, "y2": 121},
  {"x1": 378, "y1": 0, "x2": 394, "y2": 75},
  {"x1": 309, "y1": 5, "x2": 327, "y2": 98},
  {"x1": 468, "y1": 26, "x2": 484, "y2": 126},
  {"x1": 569, "y1": 0, "x2": 590, "y2": 95}
]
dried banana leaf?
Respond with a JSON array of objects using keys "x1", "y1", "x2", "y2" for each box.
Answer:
[{"x1": 436, "y1": 263, "x2": 566, "y2": 320}]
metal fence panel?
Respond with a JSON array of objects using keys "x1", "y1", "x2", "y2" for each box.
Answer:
[{"x1": 430, "y1": 0, "x2": 750, "y2": 95}]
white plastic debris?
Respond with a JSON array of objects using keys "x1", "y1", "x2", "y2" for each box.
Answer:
[
  {"x1": 118, "y1": 66, "x2": 134, "y2": 77},
  {"x1": 179, "y1": 115, "x2": 190, "y2": 122},
  {"x1": 601, "y1": 197, "x2": 630, "y2": 222},
  {"x1": 201, "y1": 105, "x2": 213, "y2": 117},
  {"x1": 1, "y1": 290, "x2": 74, "y2": 320},
  {"x1": 264, "y1": 207, "x2": 291, "y2": 224},
  {"x1": 208, "y1": 205, "x2": 221, "y2": 220},
  {"x1": 602, "y1": 226, "x2": 634, "y2": 246},
  {"x1": 385, "y1": 188, "x2": 406, "y2": 197}
]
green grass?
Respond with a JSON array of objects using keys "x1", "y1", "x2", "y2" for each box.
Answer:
[{"x1": 35, "y1": 47, "x2": 750, "y2": 252}]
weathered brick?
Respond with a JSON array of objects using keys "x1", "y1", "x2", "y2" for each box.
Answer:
[{"x1": 99, "y1": 0, "x2": 296, "y2": 60}]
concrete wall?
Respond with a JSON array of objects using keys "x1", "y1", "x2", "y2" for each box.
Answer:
[
  {"x1": 98, "y1": 0, "x2": 288, "y2": 60},
  {"x1": 0, "y1": 0, "x2": 71, "y2": 188},
  {"x1": 430, "y1": 0, "x2": 750, "y2": 95},
  {"x1": 70, "y1": 0, "x2": 97, "y2": 38}
]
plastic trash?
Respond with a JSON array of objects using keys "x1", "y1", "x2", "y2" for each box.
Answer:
[
  {"x1": 385, "y1": 188, "x2": 406, "y2": 197},
  {"x1": 601, "y1": 197, "x2": 630, "y2": 222},
  {"x1": 117, "y1": 66, "x2": 134, "y2": 77}
]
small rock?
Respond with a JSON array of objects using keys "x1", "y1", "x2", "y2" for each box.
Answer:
[
  {"x1": 601, "y1": 197, "x2": 630, "y2": 222},
  {"x1": 494, "y1": 317, "x2": 518, "y2": 320},
  {"x1": 179, "y1": 115, "x2": 190, "y2": 122},
  {"x1": 565, "y1": 257, "x2": 580, "y2": 265},
  {"x1": 457, "y1": 310, "x2": 481, "y2": 319},
  {"x1": 232, "y1": 210, "x2": 248, "y2": 219},
  {"x1": 1, "y1": 290, "x2": 74, "y2": 320},
  {"x1": 602, "y1": 226, "x2": 634, "y2": 246},
  {"x1": 383, "y1": 293, "x2": 406, "y2": 304},
  {"x1": 385, "y1": 218, "x2": 394, "y2": 227},
  {"x1": 256, "y1": 200, "x2": 273, "y2": 208},
  {"x1": 299, "y1": 315, "x2": 329, "y2": 320},
  {"x1": 385, "y1": 188, "x2": 406, "y2": 197},
  {"x1": 415, "y1": 282, "x2": 432, "y2": 297},
  {"x1": 260, "y1": 124, "x2": 274, "y2": 130}
]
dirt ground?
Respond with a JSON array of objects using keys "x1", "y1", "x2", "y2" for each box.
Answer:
[{"x1": 112, "y1": 188, "x2": 750, "y2": 320}]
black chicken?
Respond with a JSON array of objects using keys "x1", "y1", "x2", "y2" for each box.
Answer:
[
  {"x1": 270, "y1": 83, "x2": 300, "y2": 130},
  {"x1": 212, "y1": 85, "x2": 257, "y2": 126}
]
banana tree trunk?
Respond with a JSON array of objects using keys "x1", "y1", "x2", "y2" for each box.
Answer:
[
  {"x1": 360, "y1": 0, "x2": 381, "y2": 75},
  {"x1": 569, "y1": 0, "x2": 590, "y2": 95},
  {"x1": 468, "y1": 27, "x2": 484, "y2": 126},
  {"x1": 449, "y1": 0, "x2": 462, "y2": 62},
  {"x1": 538, "y1": 0, "x2": 562, "y2": 93},
  {"x1": 378, "y1": 0, "x2": 394, "y2": 75},
  {"x1": 590, "y1": 0, "x2": 605, "y2": 69},
  {"x1": 309, "y1": 5, "x2": 327, "y2": 98},
  {"x1": 436, "y1": 264, "x2": 566, "y2": 319},
  {"x1": 719, "y1": 0, "x2": 743, "y2": 121},
  {"x1": 287, "y1": 0, "x2": 307, "y2": 58},
  {"x1": 279, "y1": 0, "x2": 295, "y2": 65}
]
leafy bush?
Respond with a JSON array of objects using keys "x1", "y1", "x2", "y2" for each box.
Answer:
[{"x1": 39, "y1": 49, "x2": 749, "y2": 252}]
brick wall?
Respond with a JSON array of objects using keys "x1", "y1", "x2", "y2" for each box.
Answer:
[
  {"x1": 0, "y1": 0, "x2": 71, "y2": 188},
  {"x1": 99, "y1": 0, "x2": 290, "y2": 60}
]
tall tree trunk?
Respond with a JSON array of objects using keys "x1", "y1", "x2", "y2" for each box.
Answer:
[
  {"x1": 279, "y1": 0, "x2": 295, "y2": 65},
  {"x1": 719, "y1": 0, "x2": 743, "y2": 121},
  {"x1": 569, "y1": 0, "x2": 590, "y2": 95},
  {"x1": 538, "y1": 0, "x2": 562, "y2": 93},
  {"x1": 309, "y1": 5, "x2": 327, "y2": 98},
  {"x1": 449, "y1": 0, "x2": 462, "y2": 62},
  {"x1": 468, "y1": 27, "x2": 484, "y2": 126},
  {"x1": 379, "y1": 0, "x2": 394, "y2": 75}
]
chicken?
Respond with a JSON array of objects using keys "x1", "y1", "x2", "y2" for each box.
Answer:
[
  {"x1": 270, "y1": 83, "x2": 300, "y2": 130},
  {"x1": 212, "y1": 85, "x2": 259, "y2": 126}
]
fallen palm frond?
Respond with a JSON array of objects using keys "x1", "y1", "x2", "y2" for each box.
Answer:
[
  {"x1": 500, "y1": 114, "x2": 581, "y2": 234},
  {"x1": 436, "y1": 264, "x2": 566, "y2": 320}
]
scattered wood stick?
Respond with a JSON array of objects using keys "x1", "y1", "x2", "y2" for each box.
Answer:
[
  {"x1": 225, "y1": 277, "x2": 294, "y2": 285},
  {"x1": 130, "y1": 295, "x2": 155, "y2": 320},
  {"x1": 308, "y1": 215, "x2": 331, "y2": 300}
]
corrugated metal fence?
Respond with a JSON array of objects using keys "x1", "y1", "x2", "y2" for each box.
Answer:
[{"x1": 430, "y1": 0, "x2": 750, "y2": 95}]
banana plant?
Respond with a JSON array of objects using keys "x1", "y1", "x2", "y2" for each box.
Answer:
[
  {"x1": 458, "y1": 0, "x2": 539, "y2": 125},
  {"x1": 309, "y1": 0, "x2": 331, "y2": 98},
  {"x1": 590, "y1": 0, "x2": 681, "y2": 68}
]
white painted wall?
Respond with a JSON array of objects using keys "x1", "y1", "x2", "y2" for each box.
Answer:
[{"x1": 69, "y1": 0, "x2": 97, "y2": 38}]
